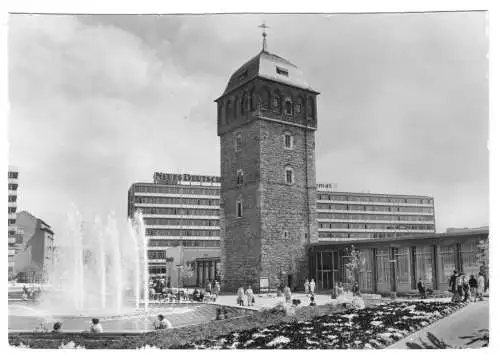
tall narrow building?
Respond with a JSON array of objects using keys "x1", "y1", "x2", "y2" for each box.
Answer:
[
  {"x1": 216, "y1": 30, "x2": 319, "y2": 291},
  {"x1": 8, "y1": 166, "x2": 19, "y2": 279}
]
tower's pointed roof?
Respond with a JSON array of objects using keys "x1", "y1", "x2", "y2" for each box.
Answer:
[{"x1": 217, "y1": 49, "x2": 318, "y2": 100}]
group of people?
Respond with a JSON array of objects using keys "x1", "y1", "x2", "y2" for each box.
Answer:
[
  {"x1": 49, "y1": 318, "x2": 104, "y2": 334},
  {"x1": 49, "y1": 314, "x2": 173, "y2": 334},
  {"x1": 449, "y1": 270, "x2": 486, "y2": 302},
  {"x1": 303, "y1": 279, "x2": 316, "y2": 295},
  {"x1": 22, "y1": 285, "x2": 42, "y2": 301},
  {"x1": 236, "y1": 285, "x2": 255, "y2": 306},
  {"x1": 193, "y1": 279, "x2": 221, "y2": 302}
]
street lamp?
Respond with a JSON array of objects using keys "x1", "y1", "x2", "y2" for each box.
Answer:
[{"x1": 176, "y1": 264, "x2": 183, "y2": 298}]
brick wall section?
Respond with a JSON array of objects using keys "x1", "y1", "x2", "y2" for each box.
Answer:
[{"x1": 259, "y1": 120, "x2": 317, "y2": 290}]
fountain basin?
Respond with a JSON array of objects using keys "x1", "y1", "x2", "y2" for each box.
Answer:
[{"x1": 8, "y1": 303, "x2": 242, "y2": 333}]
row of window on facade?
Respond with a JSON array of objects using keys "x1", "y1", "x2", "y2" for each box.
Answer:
[
  {"x1": 135, "y1": 197, "x2": 219, "y2": 206},
  {"x1": 319, "y1": 223, "x2": 434, "y2": 231},
  {"x1": 148, "y1": 240, "x2": 220, "y2": 248},
  {"x1": 317, "y1": 232, "x2": 430, "y2": 239},
  {"x1": 317, "y1": 213, "x2": 434, "y2": 222},
  {"x1": 146, "y1": 229, "x2": 220, "y2": 237},
  {"x1": 8, "y1": 207, "x2": 17, "y2": 214},
  {"x1": 8, "y1": 171, "x2": 19, "y2": 179},
  {"x1": 144, "y1": 218, "x2": 219, "y2": 227},
  {"x1": 317, "y1": 203, "x2": 434, "y2": 214},
  {"x1": 235, "y1": 167, "x2": 294, "y2": 186},
  {"x1": 8, "y1": 183, "x2": 18, "y2": 191},
  {"x1": 234, "y1": 132, "x2": 295, "y2": 154},
  {"x1": 317, "y1": 193, "x2": 433, "y2": 205},
  {"x1": 134, "y1": 207, "x2": 220, "y2": 216},
  {"x1": 219, "y1": 89, "x2": 316, "y2": 124},
  {"x1": 134, "y1": 185, "x2": 220, "y2": 196}
]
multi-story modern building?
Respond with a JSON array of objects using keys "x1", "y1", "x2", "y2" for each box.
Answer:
[
  {"x1": 127, "y1": 172, "x2": 222, "y2": 288},
  {"x1": 128, "y1": 174, "x2": 435, "y2": 288},
  {"x1": 8, "y1": 166, "x2": 19, "y2": 279},
  {"x1": 316, "y1": 189, "x2": 435, "y2": 242},
  {"x1": 12, "y1": 211, "x2": 55, "y2": 283}
]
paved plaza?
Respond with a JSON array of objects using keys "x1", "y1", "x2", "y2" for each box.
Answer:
[{"x1": 389, "y1": 299, "x2": 489, "y2": 349}]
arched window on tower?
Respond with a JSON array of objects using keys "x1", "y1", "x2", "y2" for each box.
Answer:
[
  {"x1": 296, "y1": 96, "x2": 305, "y2": 119},
  {"x1": 260, "y1": 87, "x2": 271, "y2": 109},
  {"x1": 241, "y1": 91, "x2": 249, "y2": 114},
  {"x1": 234, "y1": 95, "x2": 239, "y2": 119},
  {"x1": 307, "y1": 96, "x2": 315, "y2": 120},
  {"x1": 285, "y1": 166, "x2": 294, "y2": 185},
  {"x1": 226, "y1": 100, "x2": 232, "y2": 123},
  {"x1": 272, "y1": 90, "x2": 282, "y2": 113},
  {"x1": 284, "y1": 99, "x2": 292, "y2": 116},
  {"x1": 249, "y1": 88, "x2": 256, "y2": 111}
]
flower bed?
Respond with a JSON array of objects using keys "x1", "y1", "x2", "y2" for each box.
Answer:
[{"x1": 170, "y1": 301, "x2": 467, "y2": 349}]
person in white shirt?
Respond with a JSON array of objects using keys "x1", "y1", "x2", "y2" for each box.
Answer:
[
  {"x1": 154, "y1": 314, "x2": 172, "y2": 330},
  {"x1": 304, "y1": 279, "x2": 310, "y2": 295},
  {"x1": 89, "y1": 318, "x2": 103, "y2": 334},
  {"x1": 309, "y1": 279, "x2": 316, "y2": 295},
  {"x1": 245, "y1": 285, "x2": 254, "y2": 306}
]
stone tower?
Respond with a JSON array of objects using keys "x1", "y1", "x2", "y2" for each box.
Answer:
[{"x1": 216, "y1": 35, "x2": 319, "y2": 292}]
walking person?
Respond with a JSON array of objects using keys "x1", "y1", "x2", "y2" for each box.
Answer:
[
  {"x1": 206, "y1": 280, "x2": 212, "y2": 295},
  {"x1": 449, "y1": 270, "x2": 458, "y2": 302},
  {"x1": 417, "y1": 278, "x2": 427, "y2": 299},
  {"x1": 463, "y1": 274, "x2": 471, "y2": 302},
  {"x1": 237, "y1": 286, "x2": 245, "y2": 306},
  {"x1": 214, "y1": 281, "x2": 221, "y2": 299},
  {"x1": 304, "y1": 279, "x2": 310, "y2": 295},
  {"x1": 477, "y1": 272, "x2": 485, "y2": 301},
  {"x1": 309, "y1": 278, "x2": 316, "y2": 295},
  {"x1": 469, "y1": 274, "x2": 478, "y2": 302},
  {"x1": 245, "y1": 285, "x2": 254, "y2": 306},
  {"x1": 284, "y1": 285, "x2": 292, "y2": 304},
  {"x1": 456, "y1": 272, "x2": 464, "y2": 302}
]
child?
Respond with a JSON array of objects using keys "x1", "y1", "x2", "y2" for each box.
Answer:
[
  {"x1": 89, "y1": 318, "x2": 103, "y2": 334},
  {"x1": 154, "y1": 314, "x2": 172, "y2": 330}
]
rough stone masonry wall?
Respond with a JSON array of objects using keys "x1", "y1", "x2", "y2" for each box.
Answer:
[
  {"x1": 259, "y1": 119, "x2": 318, "y2": 291},
  {"x1": 219, "y1": 121, "x2": 263, "y2": 292}
]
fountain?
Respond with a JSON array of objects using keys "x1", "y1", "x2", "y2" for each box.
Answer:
[{"x1": 8, "y1": 208, "x2": 222, "y2": 333}]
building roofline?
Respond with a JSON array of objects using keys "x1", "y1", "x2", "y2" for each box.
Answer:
[{"x1": 308, "y1": 228, "x2": 489, "y2": 249}]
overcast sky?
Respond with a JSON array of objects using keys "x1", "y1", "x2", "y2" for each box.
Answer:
[{"x1": 8, "y1": 12, "x2": 488, "y2": 237}]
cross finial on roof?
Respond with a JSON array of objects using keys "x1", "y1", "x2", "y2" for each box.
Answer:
[{"x1": 258, "y1": 22, "x2": 270, "y2": 52}]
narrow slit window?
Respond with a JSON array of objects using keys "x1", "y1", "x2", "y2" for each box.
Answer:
[{"x1": 276, "y1": 67, "x2": 289, "y2": 77}]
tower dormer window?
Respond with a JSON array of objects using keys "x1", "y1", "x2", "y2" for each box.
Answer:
[
  {"x1": 285, "y1": 166, "x2": 294, "y2": 185},
  {"x1": 276, "y1": 67, "x2": 289, "y2": 77}
]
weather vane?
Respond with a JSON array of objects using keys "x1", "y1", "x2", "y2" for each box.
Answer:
[{"x1": 258, "y1": 22, "x2": 270, "y2": 52}]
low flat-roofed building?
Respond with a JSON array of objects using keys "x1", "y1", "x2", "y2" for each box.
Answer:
[{"x1": 308, "y1": 227, "x2": 488, "y2": 294}]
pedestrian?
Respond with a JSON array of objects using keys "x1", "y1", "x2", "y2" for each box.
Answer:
[
  {"x1": 462, "y1": 275, "x2": 470, "y2": 302},
  {"x1": 284, "y1": 285, "x2": 292, "y2": 304},
  {"x1": 52, "y1": 321, "x2": 62, "y2": 333},
  {"x1": 352, "y1": 281, "x2": 359, "y2": 296},
  {"x1": 309, "y1": 278, "x2": 316, "y2": 295},
  {"x1": 417, "y1": 278, "x2": 426, "y2": 299},
  {"x1": 245, "y1": 285, "x2": 254, "y2": 306},
  {"x1": 449, "y1": 270, "x2": 458, "y2": 302},
  {"x1": 154, "y1": 314, "x2": 172, "y2": 330},
  {"x1": 237, "y1": 286, "x2": 245, "y2": 306},
  {"x1": 214, "y1": 281, "x2": 221, "y2": 298},
  {"x1": 304, "y1": 279, "x2": 310, "y2": 295},
  {"x1": 469, "y1": 274, "x2": 478, "y2": 302},
  {"x1": 206, "y1": 280, "x2": 212, "y2": 295},
  {"x1": 456, "y1": 272, "x2": 464, "y2": 302},
  {"x1": 89, "y1": 318, "x2": 103, "y2": 334},
  {"x1": 309, "y1": 295, "x2": 316, "y2": 306},
  {"x1": 477, "y1": 272, "x2": 485, "y2": 301}
]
